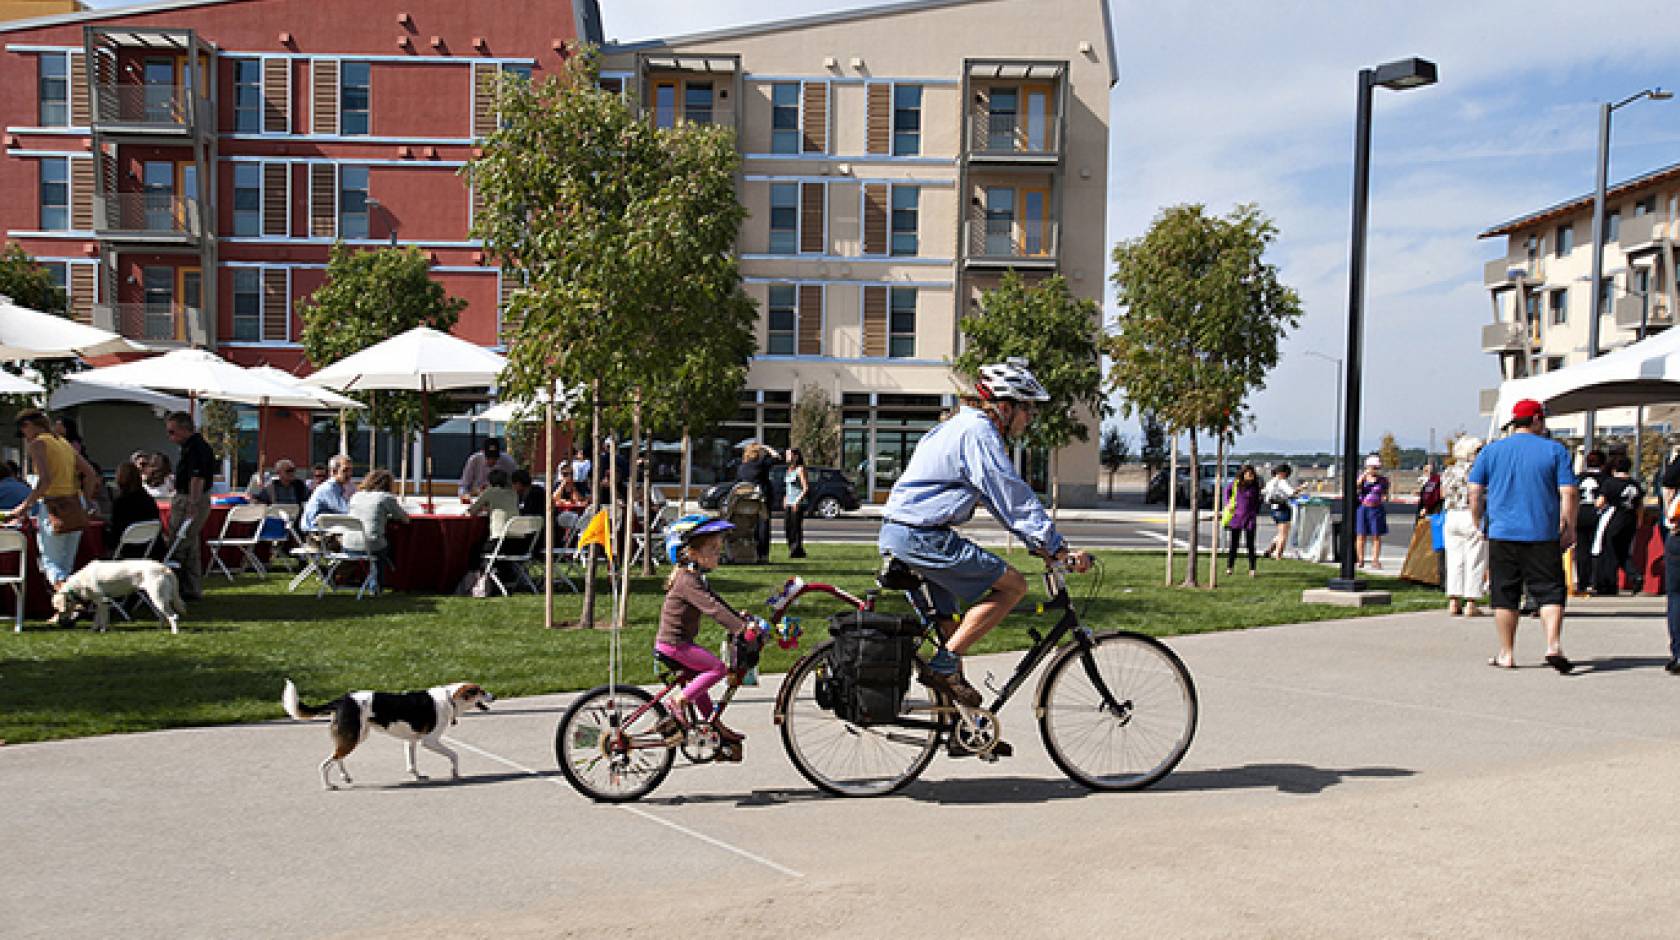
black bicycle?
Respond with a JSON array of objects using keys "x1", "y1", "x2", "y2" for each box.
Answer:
[{"x1": 770, "y1": 557, "x2": 1198, "y2": 797}]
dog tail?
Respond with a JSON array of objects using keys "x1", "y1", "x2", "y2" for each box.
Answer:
[{"x1": 281, "y1": 679, "x2": 335, "y2": 721}]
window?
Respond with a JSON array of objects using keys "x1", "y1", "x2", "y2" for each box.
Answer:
[
  {"x1": 654, "y1": 81, "x2": 677, "y2": 128},
  {"x1": 1549, "y1": 289, "x2": 1567, "y2": 326},
  {"x1": 769, "y1": 182, "x2": 798, "y2": 254},
  {"x1": 1523, "y1": 233, "x2": 1539, "y2": 260},
  {"x1": 1635, "y1": 196, "x2": 1655, "y2": 216},
  {"x1": 39, "y1": 54, "x2": 68, "y2": 127},
  {"x1": 503, "y1": 63, "x2": 533, "y2": 83},
  {"x1": 889, "y1": 287, "x2": 916, "y2": 358},
  {"x1": 1598, "y1": 277, "x2": 1613, "y2": 317},
  {"x1": 233, "y1": 59, "x2": 261, "y2": 132},
  {"x1": 232, "y1": 268, "x2": 261, "y2": 341},
  {"x1": 233, "y1": 163, "x2": 261, "y2": 236},
  {"x1": 339, "y1": 165, "x2": 369, "y2": 238},
  {"x1": 890, "y1": 185, "x2": 919, "y2": 256},
  {"x1": 1606, "y1": 210, "x2": 1620, "y2": 243},
  {"x1": 683, "y1": 82, "x2": 713, "y2": 125},
  {"x1": 340, "y1": 61, "x2": 370, "y2": 135},
  {"x1": 40, "y1": 261, "x2": 68, "y2": 294},
  {"x1": 598, "y1": 75, "x2": 624, "y2": 95},
  {"x1": 766, "y1": 284, "x2": 796, "y2": 355},
  {"x1": 39, "y1": 158, "x2": 69, "y2": 230},
  {"x1": 988, "y1": 88, "x2": 1018, "y2": 150},
  {"x1": 1554, "y1": 223, "x2": 1572, "y2": 257},
  {"x1": 892, "y1": 84, "x2": 922, "y2": 156},
  {"x1": 1547, "y1": 356, "x2": 1564, "y2": 372},
  {"x1": 771, "y1": 83, "x2": 800, "y2": 154}
]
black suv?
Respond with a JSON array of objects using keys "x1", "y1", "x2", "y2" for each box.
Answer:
[{"x1": 698, "y1": 466, "x2": 862, "y2": 519}]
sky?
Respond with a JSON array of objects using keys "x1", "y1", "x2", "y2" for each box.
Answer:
[{"x1": 88, "y1": 0, "x2": 1680, "y2": 452}]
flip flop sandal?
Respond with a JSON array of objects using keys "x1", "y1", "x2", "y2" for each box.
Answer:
[
  {"x1": 1486, "y1": 656, "x2": 1515, "y2": 669},
  {"x1": 1544, "y1": 653, "x2": 1573, "y2": 675}
]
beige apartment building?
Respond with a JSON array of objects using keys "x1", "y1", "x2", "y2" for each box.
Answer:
[
  {"x1": 1478, "y1": 160, "x2": 1680, "y2": 437},
  {"x1": 603, "y1": 0, "x2": 1116, "y2": 505}
]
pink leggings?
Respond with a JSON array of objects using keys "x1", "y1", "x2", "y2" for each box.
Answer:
[{"x1": 654, "y1": 641, "x2": 727, "y2": 717}]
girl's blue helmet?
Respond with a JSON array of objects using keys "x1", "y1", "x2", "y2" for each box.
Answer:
[{"x1": 665, "y1": 514, "x2": 735, "y2": 563}]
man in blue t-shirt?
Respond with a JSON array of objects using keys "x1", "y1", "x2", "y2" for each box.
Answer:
[{"x1": 1468, "y1": 398, "x2": 1579, "y2": 673}]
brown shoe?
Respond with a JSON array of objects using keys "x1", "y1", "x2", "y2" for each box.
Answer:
[
  {"x1": 653, "y1": 716, "x2": 686, "y2": 746},
  {"x1": 710, "y1": 718, "x2": 746, "y2": 743},
  {"x1": 919, "y1": 666, "x2": 982, "y2": 708}
]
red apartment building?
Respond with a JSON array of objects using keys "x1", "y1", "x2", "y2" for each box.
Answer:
[{"x1": 0, "y1": 0, "x2": 602, "y2": 464}]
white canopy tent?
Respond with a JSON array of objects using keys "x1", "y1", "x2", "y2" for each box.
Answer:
[
  {"x1": 0, "y1": 296, "x2": 144, "y2": 360},
  {"x1": 1490, "y1": 326, "x2": 1680, "y2": 431},
  {"x1": 49, "y1": 377, "x2": 187, "y2": 412},
  {"x1": 0, "y1": 370, "x2": 44, "y2": 396}
]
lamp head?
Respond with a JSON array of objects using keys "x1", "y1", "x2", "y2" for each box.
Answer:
[
  {"x1": 1372, "y1": 57, "x2": 1438, "y2": 91},
  {"x1": 1649, "y1": 88, "x2": 1674, "y2": 101}
]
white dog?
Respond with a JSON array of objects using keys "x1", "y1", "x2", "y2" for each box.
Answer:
[
  {"x1": 52, "y1": 560, "x2": 186, "y2": 634},
  {"x1": 281, "y1": 679, "x2": 495, "y2": 789}
]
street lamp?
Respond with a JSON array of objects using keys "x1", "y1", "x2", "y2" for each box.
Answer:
[
  {"x1": 1331, "y1": 56, "x2": 1438, "y2": 593},
  {"x1": 1582, "y1": 87, "x2": 1672, "y2": 449},
  {"x1": 365, "y1": 196, "x2": 399, "y2": 247},
  {"x1": 1302, "y1": 350, "x2": 1343, "y2": 472}
]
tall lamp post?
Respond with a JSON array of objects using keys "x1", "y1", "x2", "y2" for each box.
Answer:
[
  {"x1": 1331, "y1": 57, "x2": 1438, "y2": 593},
  {"x1": 1582, "y1": 87, "x2": 1672, "y2": 451},
  {"x1": 1302, "y1": 350, "x2": 1343, "y2": 473}
]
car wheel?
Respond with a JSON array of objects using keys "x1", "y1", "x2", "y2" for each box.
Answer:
[{"x1": 815, "y1": 496, "x2": 843, "y2": 519}]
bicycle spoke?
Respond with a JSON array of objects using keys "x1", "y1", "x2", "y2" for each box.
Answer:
[{"x1": 1040, "y1": 633, "x2": 1196, "y2": 791}]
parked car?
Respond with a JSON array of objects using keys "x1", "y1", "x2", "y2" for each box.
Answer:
[
  {"x1": 698, "y1": 466, "x2": 861, "y2": 519},
  {"x1": 1145, "y1": 462, "x2": 1239, "y2": 509}
]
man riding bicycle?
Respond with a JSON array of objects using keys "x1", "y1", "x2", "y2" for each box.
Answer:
[{"x1": 878, "y1": 358, "x2": 1093, "y2": 708}]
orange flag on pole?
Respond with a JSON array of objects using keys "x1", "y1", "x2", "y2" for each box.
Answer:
[{"x1": 576, "y1": 508, "x2": 613, "y2": 562}]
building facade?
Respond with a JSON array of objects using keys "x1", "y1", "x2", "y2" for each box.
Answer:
[
  {"x1": 1, "y1": 0, "x2": 596, "y2": 465},
  {"x1": 1478, "y1": 161, "x2": 1680, "y2": 437},
  {"x1": 602, "y1": 0, "x2": 1116, "y2": 505}
]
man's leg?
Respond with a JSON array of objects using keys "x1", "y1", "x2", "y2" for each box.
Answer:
[
  {"x1": 944, "y1": 566, "x2": 1027, "y2": 656},
  {"x1": 1665, "y1": 532, "x2": 1680, "y2": 665},
  {"x1": 1493, "y1": 607, "x2": 1519, "y2": 665},
  {"x1": 1541, "y1": 605, "x2": 1565, "y2": 656},
  {"x1": 1488, "y1": 539, "x2": 1519, "y2": 666}
]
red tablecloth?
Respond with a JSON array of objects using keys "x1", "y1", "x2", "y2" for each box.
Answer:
[
  {"x1": 384, "y1": 514, "x2": 490, "y2": 593},
  {"x1": 1636, "y1": 520, "x2": 1664, "y2": 594},
  {"x1": 156, "y1": 500, "x2": 275, "y2": 570},
  {"x1": 2, "y1": 520, "x2": 106, "y2": 619}
]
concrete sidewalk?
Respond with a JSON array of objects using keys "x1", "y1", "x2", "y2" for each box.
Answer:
[{"x1": 5, "y1": 596, "x2": 1678, "y2": 938}]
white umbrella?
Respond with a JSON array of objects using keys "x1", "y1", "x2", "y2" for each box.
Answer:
[
  {"x1": 0, "y1": 370, "x2": 44, "y2": 396},
  {"x1": 49, "y1": 377, "x2": 188, "y2": 412},
  {"x1": 302, "y1": 327, "x2": 508, "y2": 511},
  {"x1": 246, "y1": 365, "x2": 366, "y2": 410},
  {"x1": 0, "y1": 295, "x2": 145, "y2": 361},
  {"x1": 461, "y1": 387, "x2": 580, "y2": 426}
]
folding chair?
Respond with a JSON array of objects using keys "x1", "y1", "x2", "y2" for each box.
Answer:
[
  {"x1": 260, "y1": 504, "x2": 303, "y2": 572},
  {"x1": 108, "y1": 519, "x2": 165, "y2": 624},
  {"x1": 549, "y1": 510, "x2": 583, "y2": 593},
  {"x1": 314, "y1": 514, "x2": 379, "y2": 599},
  {"x1": 160, "y1": 514, "x2": 195, "y2": 575},
  {"x1": 628, "y1": 502, "x2": 676, "y2": 569},
  {"x1": 205, "y1": 503, "x2": 270, "y2": 581},
  {"x1": 0, "y1": 528, "x2": 26, "y2": 633},
  {"x1": 481, "y1": 515, "x2": 544, "y2": 596}
]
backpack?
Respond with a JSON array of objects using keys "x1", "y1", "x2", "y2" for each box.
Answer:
[{"x1": 818, "y1": 610, "x2": 924, "y2": 724}]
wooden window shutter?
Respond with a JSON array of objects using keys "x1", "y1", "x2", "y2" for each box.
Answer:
[
  {"x1": 309, "y1": 164, "x2": 336, "y2": 237},
  {"x1": 797, "y1": 285, "x2": 822, "y2": 355},
  {"x1": 862, "y1": 286, "x2": 887, "y2": 357},
  {"x1": 801, "y1": 82, "x2": 827, "y2": 153},
  {"x1": 70, "y1": 158, "x2": 93, "y2": 231},
  {"x1": 862, "y1": 183, "x2": 888, "y2": 255},
  {"x1": 261, "y1": 269, "x2": 289, "y2": 342},
  {"x1": 311, "y1": 59, "x2": 339, "y2": 134},
  {"x1": 472, "y1": 63, "x2": 499, "y2": 138},
  {"x1": 69, "y1": 52, "x2": 90, "y2": 127},
  {"x1": 799, "y1": 182, "x2": 824, "y2": 254},
  {"x1": 263, "y1": 58, "x2": 291, "y2": 133},
  {"x1": 866, "y1": 83, "x2": 891, "y2": 155},
  {"x1": 470, "y1": 173, "x2": 486, "y2": 226},
  {"x1": 498, "y1": 270, "x2": 522, "y2": 343},
  {"x1": 263, "y1": 162, "x2": 289, "y2": 236},
  {"x1": 69, "y1": 264, "x2": 95, "y2": 324}
]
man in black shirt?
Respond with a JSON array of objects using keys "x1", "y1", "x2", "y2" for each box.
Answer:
[
  {"x1": 1660, "y1": 454, "x2": 1680, "y2": 673},
  {"x1": 1591, "y1": 454, "x2": 1643, "y2": 596},
  {"x1": 511, "y1": 468, "x2": 546, "y2": 517},
  {"x1": 166, "y1": 411, "x2": 217, "y2": 600},
  {"x1": 1572, "y1": 450, "x2": 1606, "y2": 596}
]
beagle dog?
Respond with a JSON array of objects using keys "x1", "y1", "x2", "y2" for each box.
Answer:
[{"x1": 281, "y1": 679, "x2": 494, "y2": 789}]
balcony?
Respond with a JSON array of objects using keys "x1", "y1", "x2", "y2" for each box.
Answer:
[
  {"x1": 90, "y1": 82, "x2": 211, "y2": 138},
  {"x1": 1613, "y1": 292, "x2": 1674, "y2": 332},
  {"x1": 964, "y1": 219, "x2": 1059, "y2": 268},
  {"x1": 965, "y1": 61, "x2": 1066, "y2": 165},
  {"x1": 1478, "y1": 388, "x2": 1500, "y2": 415},
  {"x1": 968, "y1": 109, "x2": 1063, "y2": 163},
  {"x1": 94, "y1": 193, "x2": 204, "y2": 244},
  {"x1": 92, "y1": 303, "x2": 208, "y2": 346},
  {"x1": 1481, "y1": 320, "x2": 1532, "y2": 353},
  {"x1": 1483, "y1": 257, "x2": 1546, "y2": 289},
  {"x1": 1617, "y1": 212, "x2": 1670, "y2": 256}
]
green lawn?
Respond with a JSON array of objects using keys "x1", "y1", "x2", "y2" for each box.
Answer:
[{"x1": 0, "y1": 545, "x2": 1444, "y2": 744}]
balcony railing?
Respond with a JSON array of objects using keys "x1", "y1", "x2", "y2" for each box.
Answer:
[
  {"x1": 91, "y1": 82, "x2": 208, "y2": 133},
  {"x1": 1478, "y1": 387, "x2": 1500, "y2": 415},
  {"x1": 969, "y1": 111, "x2": 1063, "y2": 160},
  {"x1": 1483, "y1": 256, "x2": 1546, "y2": 288},
  {"x1": 94, "y1": 193, "x2": 203, "y2": 240},
  {"x1": 1613, "y1": 293, "x2": 1673, "y2": 332},
  {"x1": 1481, "y1": 321, "x2": 1532, "y2": 353},
  {"x1": 92, "y1": 303, "x2": 207, "y2": 346},
  {"x1": 965, "y1": 219, "x2": 1059, "y2": 264},
  {"x1": 1617, "y1": 212, "x2": 1670, "y2": 252}
]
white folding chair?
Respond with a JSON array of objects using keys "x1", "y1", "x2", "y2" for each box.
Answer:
[
  {"x1": 205, "y1": 503, "x2": 270, "y2": 581},
  {"x1": 108, "y1": 519, "x2": 165, "y2": 623},
  {"x1": 628, "y1": 502, "x2": 676, "y2": 569},
  {"x1": 482, "y1": 515, "x2": 544, "y2": 596},
  {"x1": 550, "y1": 510, "x2": 583, "y2": 593},
  {"x1": 160, "y1": 514, "x2": 195, "y2": 575},
  {"x1": 315, "y1": 514, "x2": 379, "y2": 600},
  {"x1": 260, "y1": 503, "x2": 303, "y2": 572},
  {"x1": 0, "y1": 528, "x2": 26, "y2": 633}
]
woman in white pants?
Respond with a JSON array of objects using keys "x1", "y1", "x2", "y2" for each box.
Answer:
[{"x1": 1441, "y1": 436, "x2": 1488, "y2": 616}]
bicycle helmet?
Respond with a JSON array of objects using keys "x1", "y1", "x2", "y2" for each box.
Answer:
[
  {"x1": 665, "y1": 514, "x2": 735, "y2": 564},
  {"x1": 976, "y1": 357, "x2": 1051, "y2": 403}
]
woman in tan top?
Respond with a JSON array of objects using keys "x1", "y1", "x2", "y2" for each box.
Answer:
[
  {"x1": 654, "y1": 516, "x2": 762, "y2": 753},
  {"x1": 6, "y1": 409, "x2": 100, "y2": 589}
]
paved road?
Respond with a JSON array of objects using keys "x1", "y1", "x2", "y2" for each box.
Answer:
[{"x1": 5, "y1": 596, "x2": 1677, "y2": 938}]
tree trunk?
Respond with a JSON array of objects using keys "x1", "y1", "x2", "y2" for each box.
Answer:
[
  {"x1": 398, "y1": 428, "x2": 410, "y2": 498},
  {"x1": 640, "y1": 407, "x2": 655, "y2": 577},
  {"x1": 615, "y1": 396, "x2": 643, "y2": 628},
  {"x1": 1183, "y1": 433, "x2": 1201, "y2": 587},
  {"x1": 680, "y1": 424, "x2": 692, "y2": 512},
  {"x1": 1209, "y1": 436, "x2": 1225, "y2": 589},
  {"x1": 579, "y1": 382, "x2": 602, "y2": 629},
  {"x1": 543, "y1": 389, "x2": 555, "y2": 630},
  {"x1": 1165, "y1": 433, "x2": 1178, "y2": 586}
]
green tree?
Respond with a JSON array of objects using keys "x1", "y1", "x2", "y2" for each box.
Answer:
[
  {"x1": 1140, "y1": 411, "x2": 1167, "y2": 476},
  {"x1": 1109, "y1": 203, "x2": 1302, "y2": 586},
  {"x1": 952, "y1": 272, "x2": 1107, "y2": 508},
  {"x1": 296, "y1": 243, "x2": 467, "y2": 472},
  {"x1": 1378, "y1": 432, "x2": 1402, "y2": 471},
  {"x1": 1099, "y1": 425, "x2": 1129, "y2": 497},
  {"x1": 201, "y1": 399, "x2": 239, "y2": 483},
  {"x1": 470, "y1": 46, "x2": 754, "y2": 624},
  {"x1": 0, "y1": 242, "x2": 74, "y2": 394},
  {"x1": 790, "y1": 384, "x2": 841, "y2": 468}
]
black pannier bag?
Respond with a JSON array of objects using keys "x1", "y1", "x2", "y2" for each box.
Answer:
[{"x1": 821, "y1": 611, "x2": 924, "y2": 724}]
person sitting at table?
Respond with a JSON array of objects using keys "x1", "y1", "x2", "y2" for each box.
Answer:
[
  {"x1": 552, "y1": 462, "x2": 589, "y2": 513},
  {"x1": 511, "y1": 468, "x2": 547, "y2": 518},
  {"x1": 306, "y1": 463, "x2": 329, "y2": 493},
  {"x1": 458, "y1": 438, "x2": 517, "y2": 500},
  {"x1": 142, "y1": 452, "x2": 175, "y2": 499},
  {"x1": 109, "y1": 460, "x2": 161, "y2": 555},
  {"x1": 344, "y1": 468, "x2": 410, "y2": 590},
  {"x1": 302, "y1": 455, "x2": 353, "y2": 532},
  {"x1": 467, "y1": 468, "x2": 520, "y2": 535},
  {"x1": 251, "y1": 459, "x2": 309, "y2": 506},
  {"x1": 0, "y1": 461, "x2": 30, "y2": 511}
]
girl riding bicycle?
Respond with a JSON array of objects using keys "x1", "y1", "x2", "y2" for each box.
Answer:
[{"x1": 654, "y1": 516, "x2": 764, "y2": 758}]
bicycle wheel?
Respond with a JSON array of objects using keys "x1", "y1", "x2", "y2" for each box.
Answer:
[
  {"x1": 779, "y1": 640, "x2": 945, "y2": 798},
  {"x1": 556, "y1": 685, "x2": 676, "y2": 803},
  {"x1": 1038, "y1": 631, "x2": 1197, "y2": 791}
]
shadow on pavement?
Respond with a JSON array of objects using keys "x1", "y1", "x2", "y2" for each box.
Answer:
[
  {"x1": 1572, "y1": 656, "x2": 1672, "y2": 674},
  {"x1": 1153, "y1": 762, "x2": 1415, "y2": 795},
  {"x1": 362, "y1": 769, "x2": 564, "y2": 790}
]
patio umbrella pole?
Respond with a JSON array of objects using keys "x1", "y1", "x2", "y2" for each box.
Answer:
[{"x1": 422, "y1": 382, "x2": 435, "y2": 513}]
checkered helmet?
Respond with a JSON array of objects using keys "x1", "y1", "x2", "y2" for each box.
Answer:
[
  {"x1": 665, "y1": 514, "x2": 734, "y2": 564},
  {"x1": 976, "y1": 357, "x2": 1051, "y2": 403}
]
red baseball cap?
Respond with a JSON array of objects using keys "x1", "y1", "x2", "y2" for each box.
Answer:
[{"x1": 1511, "y1": 399, "x2": 1545, "y2": 420}]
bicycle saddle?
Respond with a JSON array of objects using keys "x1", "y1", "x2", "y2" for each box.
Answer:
[{"x1": 877, "y1": 555, "x2": 927, "y2": 591}]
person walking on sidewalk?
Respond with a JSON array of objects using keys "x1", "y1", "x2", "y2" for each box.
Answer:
[
  {"x1": 1468, "y1": 399, "x2": 1578, "y2": 673},
  {"x1": 1442, "y1": 436, "x2": 1488, "y2": 617},
  {"x1": 1222, "y1": 465, "x2": 1262, "y2": 577},
  {"x1": 1355, "y1": 456, "x2": 1391, "y2": 569},
  {"x1": 1262, "y1": 464, "x2": 1296, "y2": 559},
  {"x1": 1571, "y1": 449, "x2": 1606, "y2": 596}
]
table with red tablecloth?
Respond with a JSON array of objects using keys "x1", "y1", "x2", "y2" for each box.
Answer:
[
  {"x1": 1, "y1": 520, "x2": 106, "y2": 620},
  {"x1": 1635, "y1": 519, "x2": 1665, "y2": 595},
  {"x1": 383, "y1": 514, "x2": 490, "y2": 593},
  {"x1": 156, "y1": 500, "x2": 278, "y2": 572}
]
